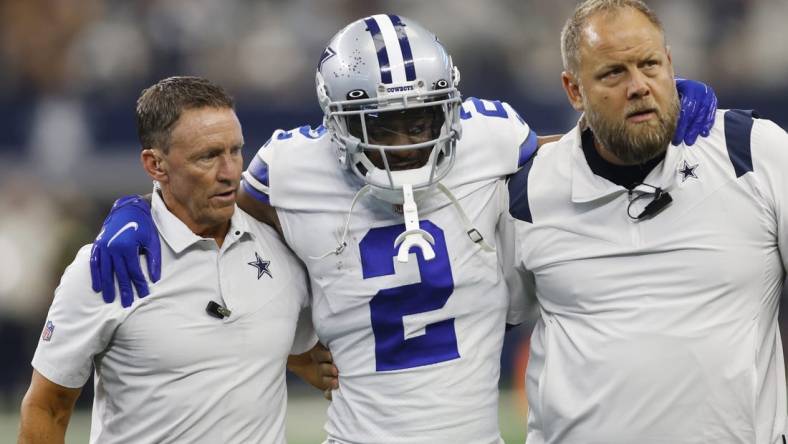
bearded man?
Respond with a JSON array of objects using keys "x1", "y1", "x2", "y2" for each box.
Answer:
[{"x1": 506, "y1": 1, "x2": 788, "y2": 443}]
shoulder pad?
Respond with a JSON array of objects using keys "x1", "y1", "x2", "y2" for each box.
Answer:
[
  {"x1": 446, "y1": 98, "x2": 537, "y2": 189},
  {"x1": 242, "y1": 124, "x2": 356, "y2": 211},
  {"x1": 242, "y1": 124, "x2": 327, "y2": 205},
  {"x1": 270, "y1": 124, "x2": 328, "y2": 143}
]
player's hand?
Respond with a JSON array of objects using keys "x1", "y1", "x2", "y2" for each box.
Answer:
[
  {"x1": 674, "y1": 78, "x2": 717, "y2": 146},
  {"x1": 89, "y1": 195, "x2": 161, "y2": 308},
  {"x1": 310, "y1": 343, "x2": 339, "y2": 400}
]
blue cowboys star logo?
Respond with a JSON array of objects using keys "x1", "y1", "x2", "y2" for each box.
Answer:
[
  {"x1": 248, "y1": 252, "x2": 272, "y2": 279},
  {"x1": 679, "y1": 160, "x2": 699, "y2": 182},
  {"x1": 318, "y1": 47, "x2": 336, "y2": 72}
]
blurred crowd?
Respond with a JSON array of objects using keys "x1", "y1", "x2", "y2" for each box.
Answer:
[
  {"x1": 2, "y1": 0, "x2": 788, "y2": 103},
  {"x1": 0, "y1": 0, "x2": 787, "y2": 411}
]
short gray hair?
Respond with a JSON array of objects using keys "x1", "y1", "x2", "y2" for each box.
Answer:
[
  {"x1": 561, "y1": 0, "x2": 664, "y2": 75},
  {"x1": 136, "y1": 76, "x2": 235, "y2": 153}
]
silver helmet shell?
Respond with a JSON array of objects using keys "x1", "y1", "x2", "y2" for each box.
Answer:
[{"x1": 316, "y1": 14, "x2": 462, "y2": 204}]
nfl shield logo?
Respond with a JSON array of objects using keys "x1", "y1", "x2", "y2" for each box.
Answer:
[{"x1": 41, "y1": 320, "x2": 55, "y2": 342}]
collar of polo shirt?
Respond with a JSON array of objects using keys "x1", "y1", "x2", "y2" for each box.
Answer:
[
  {"x1": 151, "y1": 187, "x2": 254, "y2": 253},
  {"x1": 569, "y1": 123, "x2": 685, "y2": 204}
]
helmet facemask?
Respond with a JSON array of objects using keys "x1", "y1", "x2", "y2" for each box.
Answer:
[{"x1": 323, "y1": 81, "x2": 462, "y2": 204}]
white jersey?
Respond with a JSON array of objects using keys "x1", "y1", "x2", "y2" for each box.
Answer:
[
  {"x1": 508, "y1": 110, "x2": 788, "y2": 444},
  {"x1": 242, "y1": 98, "x2": 535, "y2": 443},
  {"x1": 32, "y1": 192, "x2": 316, "y2": 444}
]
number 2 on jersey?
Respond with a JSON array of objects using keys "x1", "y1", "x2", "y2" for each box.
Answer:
[{"x1": 359, "y1": 221, "x2": 459, "y2": 371}]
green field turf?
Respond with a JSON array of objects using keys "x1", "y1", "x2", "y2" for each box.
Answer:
[{"x1": 0, "y1": 390, "x2": 527, "y2": 443}]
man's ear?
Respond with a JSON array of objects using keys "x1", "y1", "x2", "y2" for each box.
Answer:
[
  {"x1": 141, "y1": 149, "x2": 168, "y2": 183},
  {"x1": 562, "y1": 71, "x2": 585, "y2": 112}
]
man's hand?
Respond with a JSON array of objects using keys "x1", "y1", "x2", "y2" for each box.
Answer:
[
  {"x1": 287, "y1": 343, "x2": 339, "y2": 400},
  {"x1": 89, "y1": 195, "x2": 161, "y2": 308},
  {"x1": 311, "y1": 343, "x2": 339, "y2": 400},
  {"x1": 674, "y1": 78, "x2": 718, "y2": 146}
]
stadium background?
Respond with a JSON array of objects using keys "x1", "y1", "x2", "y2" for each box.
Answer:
[{"x1": 0, "y1": 0, "x2": 786, "y2": 442}]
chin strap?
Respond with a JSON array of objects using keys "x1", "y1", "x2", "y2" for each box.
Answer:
[
  {"x1": 394, "y1": 184, "x2": 436, "y2": 262},
  {"x1": 308, "y1": 181, "x2": 494, "y2": 262},
  {"x1": 435, "y1": 182, "x2": 495, "y2": 253},
  {"x1": 308, "y1": 185, "x2": 371, "y2": 260}
]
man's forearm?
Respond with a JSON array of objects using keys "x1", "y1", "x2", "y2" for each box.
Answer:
[
  {"x1": 18, "y1": 371, "x2": 81, "y2": 444},
  {"x1": 18, "y1": 399, "x2": 71, "y2": 444}
]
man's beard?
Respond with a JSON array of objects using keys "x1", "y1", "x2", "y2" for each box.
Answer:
[{"x1": 584, "y1": 93, "x2": 680, "y2": 165}]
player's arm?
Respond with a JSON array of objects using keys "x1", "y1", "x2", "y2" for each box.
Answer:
[
  {"x1": 536, "y1": 135, "x2": 562, "y2": 147},
  {"x1": 238, "y1": 139, "x2": 284, "y2": 236},
  {"x1": 237, "y1": 186, "x2": 282, "y2": 238},
  {"x1": 18, "y1": 370, "x2": 81, "y2": 444}
]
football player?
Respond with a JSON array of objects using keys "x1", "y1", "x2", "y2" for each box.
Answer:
[{"x1": 86, "y1": 15, "x2": 716, "y2": 443}]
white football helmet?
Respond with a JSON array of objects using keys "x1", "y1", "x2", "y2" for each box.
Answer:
[{"x1": 316, "y1": 14, "x2": 462, "y2": 204}]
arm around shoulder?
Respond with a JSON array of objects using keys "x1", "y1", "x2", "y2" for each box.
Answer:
[
  {"x1": 18, "y1": 370, "x2": 81, "y2": 444},
  {"x1": 537, "y1": 134, "x2": 563, "y2": 147},
  {"x1": 237, "y1": 185, "x2": 282, "y2": 237}
]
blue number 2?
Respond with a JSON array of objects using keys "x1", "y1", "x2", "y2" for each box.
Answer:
[{"x1": 359, "y1": 221, "x2": 459, "y2": 371}]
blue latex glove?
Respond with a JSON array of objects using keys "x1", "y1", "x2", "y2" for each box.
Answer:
[
  {"x1": 90, "y1": 195, "x2": 161, "y2": 307},
  {"x1": 674, "y1": 78, "x2": 717, "y2": 146}
]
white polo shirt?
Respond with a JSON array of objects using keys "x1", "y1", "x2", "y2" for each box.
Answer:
[
  {"x1": 32, "y1": 191, "x2": 316, "y2": 444},
  {"x1": 509, "y1": 110, "x2": 788, "y2": 444}
]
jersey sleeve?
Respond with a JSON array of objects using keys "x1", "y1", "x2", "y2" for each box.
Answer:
[
  {"x1": 445, "y1": 98, "x2": 538, "y2": 193},
  {"x1": 750, "y1": 117, "x2": 788, "y2": 273},
  {"x1": 240, "y1": 125, "x2": 338, "y2": 214},
  {"x1": 31, "y1": 246, "x2": 127, "y2": 388},
  {"x1": 500, "y1": 101, "x2": 539, "y2": 170},
  {"x1": 241, "y1": 138, "x2": 274, "y2": 205}
]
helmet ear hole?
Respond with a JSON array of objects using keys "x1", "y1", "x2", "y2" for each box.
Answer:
[
  {"x1": 434, "y1": 79, "x2": 449, "y2": 89},
  {"x1": 347, "y1": 89, "x2": 369, "y2": 100}
]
